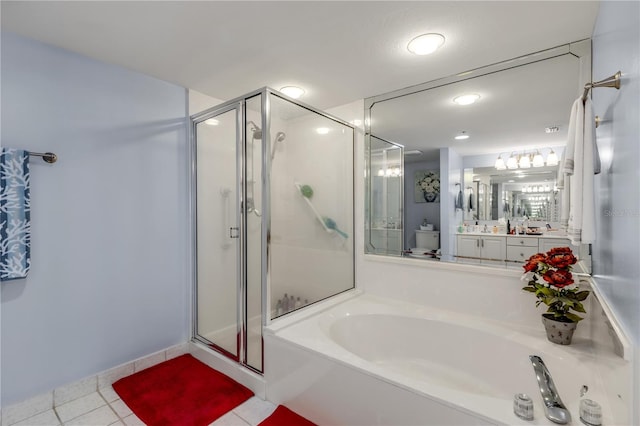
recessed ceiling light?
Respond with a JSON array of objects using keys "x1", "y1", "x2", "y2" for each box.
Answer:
[
  {"x1": 453, "y1": 94, "x2": 481, "y2": 105},
  {"x1": 508, "y1": 180, "x2": 515, "y2": 183},
  {"x1": 280, "y1": 86, "x2": 305, "y2": 99},
  {"x1": 205, "y1": 118, "x2": 219, "y2": 126},
  {"x1": 316, "y1": 127, "x2": 330, "y2": 135},
  {"x1": 407, "y1": 33, "x2": 445, "y2": 55},
  {"x1": 454, "y1": 131, "x2": 469, "y2": 140}
]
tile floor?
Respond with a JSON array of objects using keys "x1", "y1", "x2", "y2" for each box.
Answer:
[{"x1": 7, "y1": 388, "x2": 277, "y2": 426}]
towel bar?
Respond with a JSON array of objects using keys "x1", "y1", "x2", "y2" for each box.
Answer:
[
  {"x1": 582, "y1": 71, "x2": 621, "y2": 102},
  {"x1": 27, "y1": 151, "x2": 57, "y2": 163}
]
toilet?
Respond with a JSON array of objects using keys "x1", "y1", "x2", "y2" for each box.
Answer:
[{"x1": 415, "y1": 230, "x2": 440, "y2": 251}]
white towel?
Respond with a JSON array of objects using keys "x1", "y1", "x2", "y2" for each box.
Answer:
[{"x1": 560, "y1": 97, "x2": 597, "y2": 245}]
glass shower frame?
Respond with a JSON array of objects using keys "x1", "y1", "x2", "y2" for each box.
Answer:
[{"x1": 189, "y1": 87, "x2": 355, "y2": 374}]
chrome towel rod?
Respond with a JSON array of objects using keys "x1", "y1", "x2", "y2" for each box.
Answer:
[
  {"x1": 28, "y1": 151, "x2": 57, "y2": 164},
  {"x1": 582, "y1": 71, "x2": 621, "y2": 102}
]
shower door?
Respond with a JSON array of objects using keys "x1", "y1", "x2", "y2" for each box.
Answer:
[
  {"x1": 192, "y1": 96, "x2": 264, "y2": 373},
  {"x1": 193, "y1": 104, "x2": 243, "y2": 361}
]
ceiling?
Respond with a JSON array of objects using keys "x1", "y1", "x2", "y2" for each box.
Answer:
[{"x1": 2, "y1": 1, "x2": 599, "y2": 110}]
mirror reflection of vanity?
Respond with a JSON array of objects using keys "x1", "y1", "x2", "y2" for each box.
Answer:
[{"x1": 365, "y1": 40, "x2": 592, "y2": 273}]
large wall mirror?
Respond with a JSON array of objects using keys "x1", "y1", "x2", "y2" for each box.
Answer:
[{"x1": 365, "y1": 40, "x2": 592, "y2": 273}]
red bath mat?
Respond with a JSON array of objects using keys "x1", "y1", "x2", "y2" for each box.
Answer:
[
  {"x1": 112, "y1": 354, "x2": 253, "y2": 426},
  {"x1": 258, "y1": 405, "x2": 316, "y2": 426}
]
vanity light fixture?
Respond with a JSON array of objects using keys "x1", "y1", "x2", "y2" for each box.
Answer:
[
  {"x1": 454, "y1": 131, "x2": 470, "y2": 140},
  {"x1": 316, "y1": 127, "x2": 330, "y2": 135},
  {"x1": 280, "y1": 86, "x2": 305, "y2": 99},
  {"x1": 453, "y1": 94, "x2": 480, "y2": 106},
  {"x1": 205, "y1": 118, "x2": 219, "y2": 126},
  {"x1": 532, "y1": 151, "x2": 545, "y2": 167},
  {"x1": 378, "y1": 167, "x2": 402, "y2": 177},
  {"x1": 407, "y1": 33, "x2": 445, "y2": 55},
  {"x1": 495, "y1": 149, "x2": 559, "y2": 170}
]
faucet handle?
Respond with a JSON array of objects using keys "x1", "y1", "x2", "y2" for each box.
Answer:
[
  {"x1": 580, "y1": 399, "x2": 602, "y2": 426},
  {"x1": 513, "y1": 393, "x2": 534, "y2": 421}
]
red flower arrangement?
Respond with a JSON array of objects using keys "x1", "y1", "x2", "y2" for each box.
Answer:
[{"x1": 521, "y1": 247, "x2": 589, "y2": 323}]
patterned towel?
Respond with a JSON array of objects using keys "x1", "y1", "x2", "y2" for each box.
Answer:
[{"x1": 1, "y1": 148, "x2": 31, "y2": 281}]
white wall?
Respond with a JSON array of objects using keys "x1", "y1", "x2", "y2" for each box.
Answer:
[
  {"x1": 1, "y1": 33, "x2": 189, "y2": 405},
  {"x1": 590, "y1": 2, "x2": 640, "y2": 423}
]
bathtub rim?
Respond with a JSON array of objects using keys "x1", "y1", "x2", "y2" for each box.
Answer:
[{"x1": 266, "y1": 292, "x2": 625, "y2": 426}]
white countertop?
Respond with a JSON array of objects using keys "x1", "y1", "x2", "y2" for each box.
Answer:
[{"x1": 457, "y1": 231, "x2": 569, "y2": 239}]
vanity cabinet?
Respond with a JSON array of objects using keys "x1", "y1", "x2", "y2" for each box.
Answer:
[
  {"x1": 455, "y1": 234, "x2": 579, "y2": 267},
  {"x1": 506, "y1": 237, "x2": 539, "y2": 263},
  {"x1": 539, "y1": 237, "x2": 572, "y2": 253},
  {"x1": 456, "y1": 235, "x2": 505, "y2": 265}
]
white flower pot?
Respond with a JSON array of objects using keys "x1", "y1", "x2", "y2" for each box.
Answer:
[{"x1": 541, "y1": 314, "x2": 577, "y2": 345}]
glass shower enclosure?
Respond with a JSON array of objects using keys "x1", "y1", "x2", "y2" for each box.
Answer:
[{"x1": 190, "y1": 88, "x2": 354, "y2": 373}]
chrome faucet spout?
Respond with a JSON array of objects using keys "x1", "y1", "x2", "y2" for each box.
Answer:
[{"x1": 529, "y1": 355, "x2": 571, "y2": 424}]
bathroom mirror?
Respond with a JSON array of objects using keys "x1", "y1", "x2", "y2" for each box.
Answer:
[
  {"x1": 365, "y1": 40, "x2": 592, "y2": 273},
  {"x1": 463, "y1": 164, "x2": 561, "y2": 222},
  {"x1": 368, "y1": 136, "x2": 404, "y2": 255}
]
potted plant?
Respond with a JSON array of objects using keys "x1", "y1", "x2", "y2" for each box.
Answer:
[{"x1": 521, "y1": 247, "x2": 590, "y2": 345}]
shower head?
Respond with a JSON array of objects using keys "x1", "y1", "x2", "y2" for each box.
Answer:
[
  {"x1": 274, "y1": 132, "x2": 286, "y2": 143},
  {"x1": 270, "y1": 131, "x2": 287, "y2": 161},
  {"x1": 247, "y1": 120, "x2": 262, "y2": 139}
]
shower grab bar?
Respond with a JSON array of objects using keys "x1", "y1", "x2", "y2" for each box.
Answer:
[
  {"x1": 294, "y1": 182, "x2": 333, "y2": 234},
  {"x1": 220, "y1": 188, "x2": 232, "y2": 249}
]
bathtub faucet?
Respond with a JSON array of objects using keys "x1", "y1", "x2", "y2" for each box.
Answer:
[{"x1": 529, "y1": 355, "x2": 571, "y2": 424}]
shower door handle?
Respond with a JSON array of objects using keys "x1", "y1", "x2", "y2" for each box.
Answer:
[{"x1": 229, "y1": 227, "x2": 240, "y2": 239}]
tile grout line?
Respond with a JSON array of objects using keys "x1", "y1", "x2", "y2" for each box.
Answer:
[
  {"x1": 100, "y1": 391, "x2": 124, "y2": 425},
  {"x1": 52, "y1": 406, "x2": 64, "y2": 426}
]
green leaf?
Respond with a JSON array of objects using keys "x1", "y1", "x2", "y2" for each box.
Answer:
[
  {"x1": 558, "y1": 297, "x2": 575, "y2": 307},
  {"x1": 565, "y1": 312, "x2": 584, "y2": 322},
  {"x1": 572, "y1": 302, "x2": 586, "y2": 313},
  {"x1": 538, "y1": 287, "x2": 554, "y2": 296},
  {"x1": 575, "y1": 291, "x2": 590, "y2": 301},
  {"x1": 522, "y1": 286, "x2": 536, "y2": 293}
]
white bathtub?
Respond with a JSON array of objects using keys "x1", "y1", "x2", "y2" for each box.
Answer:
[{"x1": 265, "y1": 293, "x2": 616, "y2": 425}]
